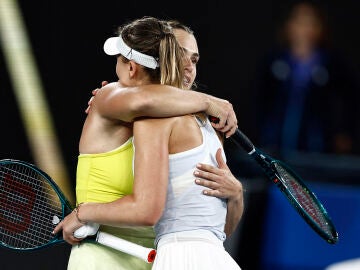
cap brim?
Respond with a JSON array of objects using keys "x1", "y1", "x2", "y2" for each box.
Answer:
[{"x1": 103, "y1": 37, "x2": 120, "y2": 55}]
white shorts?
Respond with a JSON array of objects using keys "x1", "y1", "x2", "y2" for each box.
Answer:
[{"x1": 152, "y1": 230, "x2": 241, "y2": 270}]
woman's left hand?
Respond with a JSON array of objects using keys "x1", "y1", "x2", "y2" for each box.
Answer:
[{"x1": 194, "y1": 148, "x2": 242, "y2": 200}]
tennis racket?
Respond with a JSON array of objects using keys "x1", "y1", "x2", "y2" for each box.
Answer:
[
  {"x1": 0, "y1": 159, "x2": 156, "y2": 263},
  {"x1": 209, "y1": 116, "x2": 338, "y2": 244},
  {"x1": 230, "y1": 128, "x2": 338, "y2": 244}
]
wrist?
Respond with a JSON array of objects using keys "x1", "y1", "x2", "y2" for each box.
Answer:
[
  {"x1": 229, "y1": 181, "x2": 244, "y2": 202},
  {"x1": 73, "y1": 202, "x2": 87, "y2": 224},
  {"x1": 206, "y1": 95, "x2": 223, "y2": 119},
  {"x1": 196, "y1": 92, "x2": 211, "y2": 113}
]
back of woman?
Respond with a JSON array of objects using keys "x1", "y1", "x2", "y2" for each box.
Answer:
[
  {"x1": 132, "y1": 113, "x2": 241, "y2": 269},
  {"x1": 156, "y1": 113, "x2": 227, "y2": 239},
  {"x1": 69, "y1": 16, "x2": 185, "y2": 270}
]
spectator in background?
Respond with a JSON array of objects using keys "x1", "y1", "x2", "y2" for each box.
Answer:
[{"x1": 254, "y1": 1, "x2": 359, "y2": 156}]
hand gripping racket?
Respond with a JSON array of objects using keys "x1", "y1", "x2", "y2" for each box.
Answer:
[
  {"x1": 230, "y1": 128, "x2": 339, "y2": 244},
  {"x1": 0, "y1": 159, "x2": 156, "y2": 263}
]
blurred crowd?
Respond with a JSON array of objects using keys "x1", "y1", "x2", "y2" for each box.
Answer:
[{"x1": 253, "y1": 1, "x2": 360, "y2": 157}]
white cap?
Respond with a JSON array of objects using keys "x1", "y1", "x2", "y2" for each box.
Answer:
[{"x1": 103, "y1": 36, "x2": 159, "y2": 69}]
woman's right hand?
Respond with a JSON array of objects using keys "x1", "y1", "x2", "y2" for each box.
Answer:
[
  {"x1": 85, "y1": 81, "x2": 108, "y2": 114},
  {"x1": 206, "y1": 97, "x2": 238, "y2": 138}
]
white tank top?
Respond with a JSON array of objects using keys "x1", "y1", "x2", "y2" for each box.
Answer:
[{"x1": 154, "y1": 116, "x2": 227, "y2": 246}]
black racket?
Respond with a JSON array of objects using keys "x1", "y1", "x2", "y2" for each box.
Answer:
[
  {"x1": 230, "y1": 128, "x2": 338, "y2": 244},
  {"x1": 209, "y1": 116, "x2": 338, "y2": 244},
  {"x1": 0, "y1": 159, "x2": 156, "y2": 263}
]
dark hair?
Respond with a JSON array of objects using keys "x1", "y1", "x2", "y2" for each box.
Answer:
[{"x1": 117, "y1": 16, "x2": 184, "y2": 88}]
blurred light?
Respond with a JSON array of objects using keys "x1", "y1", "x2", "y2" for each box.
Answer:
[{"x1": 0, "y1": 0, "x2": 74, "y2": 204}]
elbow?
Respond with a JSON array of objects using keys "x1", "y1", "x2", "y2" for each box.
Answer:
[
  {"x1": 138, "y1": 207, "x2": 164, "y2": 226},
  {"x1": 127, "y1": 93, "x2": 154, "y2": 120},
  {"x1": 140, "y1": 217, "x2": 158, "y2": 227}
]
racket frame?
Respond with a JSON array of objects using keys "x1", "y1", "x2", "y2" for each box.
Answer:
[
  {"x1": 0, "y1": 159, "x2": 74, "y2": 251},
  {"x1": 0, "y1": 159, "x2": 157, "y2": 263},
  {"x1": 225, "y1": 127, "x2": 338, "y2": 244},
  {"x1": 250, "y1": 150, "x2": 338, "y2": 244}
]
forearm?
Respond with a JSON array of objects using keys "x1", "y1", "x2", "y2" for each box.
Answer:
[
  {"x1": 126, "y1": 84, "x2": 211, "y2": 120},
  {"x1": 127, "y1": 85, "x2": 237, "y2": 137},
  {"x1": 76, "y1": 196, "x2": 159, "y2": 227},
  {"x1": 52, "y1": 194, "x2": 160, "y2": 245},
  {"x1": 224, "y1": 194, "x2": 244, "y2": 236},
  {"x1": 76, "y1": 119, "x2": 170, "y2": 227},
  {"x1": 96, "y1": 82, "x2": 237, "y2": 136}
]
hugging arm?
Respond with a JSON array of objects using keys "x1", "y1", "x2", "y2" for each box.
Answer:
[
  {"x1": 88, "y1": 82, "x2": 237, "y2": 137},
  {"x1": 53, "y1": 118, "x2": 170, "y2": 244}
]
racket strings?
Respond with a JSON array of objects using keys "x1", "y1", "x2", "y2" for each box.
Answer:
[
  {"x1": 0, "y1": 163, "x2": 63, "y2": 249},
  {"x1": 274, "y1": 163, "x2": 333, "y2": 236}
]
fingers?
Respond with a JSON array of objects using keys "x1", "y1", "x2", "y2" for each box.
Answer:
[
  {"x1": 215, "y1": 148, "x2": 226, "y2": 168},
  {"x1": 195, "y1": 162, "x2": 220, "y2": 176},
  {"x1": 211, "y1": 121, "x2": 237, "y2": 138},
  {"x1": 52, "y1": 221, "x2": 63, "y2": 235},
  {"x1": 52, "y1": 211, "x2": 86, "y2": 245},
  {"x1": 88, "y1": 96, "x2": 94, "y2": 105},
  {"x1": 194, "y1": 162, "x2": 224, "y2": 191},
  {"x1": 86, "y1": 81, "x2": 105, "y2": 114},
  {"x1": 194, "y1": 152, "x2": 240, "y2": 200},
  {"x1": 224, "y1": 110, "x2": 238, "y2": 137},
  {"x1": 218, "y1": 111, "x2": 238, "y2": 137},
  {"x1": 195, "y1": 177, "x2": 227, "y2": 199},
  {"x1": 224, "y1": 124, "x2": 238, "y2": 138},
  {"x1": 53, "y1": 221, "x2": 81, "y2": 245},
  {"x1": 208, "y1": 101, "x2": 238, "y2": 138},
  {"x1": 195, "y1": 149, "x2": 227, "y2": 172},
  {"x1": 85, "y1": 96, "x2": 94, "y2": 114},
  {"x1": 85, "y1": 88, "x2": 98, "y2": 114},
  {"x1": 65, "y1": 234, "x2": 83, "y2": 245},
  {"x1": 101, "y1": 80, "x2": 109, "y2": 87}
]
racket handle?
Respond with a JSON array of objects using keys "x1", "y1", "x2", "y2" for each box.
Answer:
[
  {"x1": 96, "y1": 231, "x2": 157, "y2": 263},
  {"x1": 74, "y1": 223, "x2": 156, "y2": 263},
  {"x1": 231, "y1": 129, "x2": 255, "y2": 154},
  {"x1": 208, "y1": 115, "x2": 255, "y2": 153},
  {"x1": 73, "y1": 222, "x2": 100, "y2": 238}
]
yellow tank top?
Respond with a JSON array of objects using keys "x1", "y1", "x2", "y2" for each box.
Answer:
[
  {"x1": 72, "y1": 137, "x2": 155, "y2": 270},
  {"x1": 76, "y1": 137, "x2": 134, "y2": 203}
]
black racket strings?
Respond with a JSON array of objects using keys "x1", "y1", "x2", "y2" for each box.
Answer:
[
  {"x1": 274, "y1": 162, "x2": 334, "y2": 236},
  {"x1": 0, "y1": 163, "x2": 62, "y2": 248}
]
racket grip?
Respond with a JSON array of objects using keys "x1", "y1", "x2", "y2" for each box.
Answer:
[
  {"x1": 231, "y1": 129, "x2": 255, "y2": 154},
  {"x1": 96, "y1": 231, "x2": 156, "y2": 263},
  {"x1": 74, "y1": 222, "x2": 100, "y2": 238},
  {"x1": 208, "y1": 115, "x2": 255, "y2": 153}
]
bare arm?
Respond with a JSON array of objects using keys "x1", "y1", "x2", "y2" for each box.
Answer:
[
  {"x1": 194, "y1": 148, "x2": 244, "y2": 236},
  {"x1": 53, "y1": 118, "x2": 171, "y2": 244},
  {"x1": 88, "y1": 81, "x2": 237, "y2": 137}
]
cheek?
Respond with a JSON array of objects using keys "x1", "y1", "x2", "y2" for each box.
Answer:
[
  {"x1": 116, "y1": 67, "x2": 121, "y2": 79},
  {"x1": 191, "y1": 68, "x2": 197, "y2": 81},
  {"x1": 115, "y1": 61, "x2": 121, "y2": 77}
]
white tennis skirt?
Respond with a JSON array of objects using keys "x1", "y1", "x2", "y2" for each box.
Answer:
[{"x1": 152, "y1": 230, "x2": 241, "y2": 270}]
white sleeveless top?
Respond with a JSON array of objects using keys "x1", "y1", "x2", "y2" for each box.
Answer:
[{"x1": 154, "y1": 116, "x2": 227, "y2": 246}]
